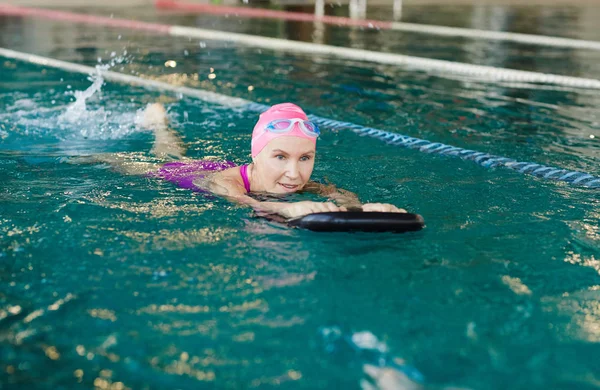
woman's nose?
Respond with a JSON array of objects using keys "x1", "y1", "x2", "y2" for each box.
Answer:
[{"x1": 286, "y1": 162, "x2": 300, "y2": 179}]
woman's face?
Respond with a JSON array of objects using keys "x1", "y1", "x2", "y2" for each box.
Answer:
[{"x1": 253, "y1": 136, "x2": 316, "y2": 194}]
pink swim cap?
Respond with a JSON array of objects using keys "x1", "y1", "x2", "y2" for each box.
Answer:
[{"x1": 251, "y1": 103, "x2": 317, "y2": 158}]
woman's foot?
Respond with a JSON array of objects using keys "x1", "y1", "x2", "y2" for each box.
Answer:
[
  {"x1": 138, "y1": 103, "x2": 186, "y2": 160},
  {"x1": 137, "y1": 103, "x2": 168, "y2": 130}
]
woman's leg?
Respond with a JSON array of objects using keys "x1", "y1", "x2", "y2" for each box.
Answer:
[
  {"x1": 80, "y1": 152, "x2": 160, "y2": 175},
  {"x1": 141, "y1": 103, "x2": 187, "y2": 161},
  {"x1": 70, "y1": 103, "x2": 187, "y2": 175}
]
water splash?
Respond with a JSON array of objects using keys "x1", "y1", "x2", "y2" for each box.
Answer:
[
  {"x1": 58, "y1": 65, "x2": 107, "y2": 124},
  {"x1": 2, "y1": 50, "x2": 145, "y2": 145}
]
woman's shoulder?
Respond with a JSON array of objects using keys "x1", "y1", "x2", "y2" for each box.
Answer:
[
  {"x1": 203, "y1": 164, "x2": 246, "y2": 194},
  {"x1": 214, "y1": 164, "x2": 243, "y2": 179}
]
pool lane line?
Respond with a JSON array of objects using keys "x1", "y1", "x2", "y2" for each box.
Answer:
[
  {"x1": 2, "y1": 4, "x2": 600, "y2": 90},
  {"x1": 156, "y1": 0, "x2": 600, "y2": 52},
  {"x1": 1, "y1": 47, "x2": 598, "y2": 189}
]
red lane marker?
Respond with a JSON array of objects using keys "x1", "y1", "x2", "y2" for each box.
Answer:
[
  {"x1": 155, "y1": 0, "x2": 393, "y2": 29},
  {"x1": 0, "y1": 4, "x2": 171, "y2": 34}
]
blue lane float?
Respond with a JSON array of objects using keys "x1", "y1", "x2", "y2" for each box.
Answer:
[{"x1": 245, "y1": 102, "x2": 600, "y2": 189}]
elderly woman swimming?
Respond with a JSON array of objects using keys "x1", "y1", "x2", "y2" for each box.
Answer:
[{"x1": 97, "y1": 102, "x2": 406, "y2": 219}]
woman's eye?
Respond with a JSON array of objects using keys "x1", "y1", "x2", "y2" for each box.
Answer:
[
  {"x1": 300, "y1": 156, "x2": 311, "y2": 161},
  {"x1": 276, "y1": 155, "x2": 285, "y2": 160}
]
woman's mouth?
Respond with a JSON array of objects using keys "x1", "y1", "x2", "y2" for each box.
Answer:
[{"x1": 278, "y1": 183, "x2": 300, "y2": 191}]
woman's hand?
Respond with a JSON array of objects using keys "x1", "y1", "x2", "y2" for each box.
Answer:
[
  {"x1": 362, "y1": 203, "x2": 407, "y2": 213},
  {"x1": 278, "y1": 201, "x2": 346, "y2": 219}
]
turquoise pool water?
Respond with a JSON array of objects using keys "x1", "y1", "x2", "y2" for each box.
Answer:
[{"x1": 1, "y1": 5, "x2": 600, "y2": 390}]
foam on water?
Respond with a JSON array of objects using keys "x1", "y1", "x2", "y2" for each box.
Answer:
[{"x1": 320, "y1": 327, "x2": 426, "y2": 390}]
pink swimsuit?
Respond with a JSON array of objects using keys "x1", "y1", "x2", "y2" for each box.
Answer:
[{"x1": 149, "y1": 161, "x2": 251, "y2": 193}]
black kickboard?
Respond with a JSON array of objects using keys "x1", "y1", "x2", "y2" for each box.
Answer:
[{"x1": 287, "y1": 212, "x2": 425, "y2": 233}]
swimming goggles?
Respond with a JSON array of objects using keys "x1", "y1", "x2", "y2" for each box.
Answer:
[{"x1": 264, "y1": 118, "x2": 320, "y2": 138}]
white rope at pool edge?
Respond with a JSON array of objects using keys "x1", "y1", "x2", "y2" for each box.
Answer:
[
  {"x1": 1, "y1": 4, "x2": 600, "y2": 89},
  {"x1": 168, "y1": 26, "x2": 600, "y2": 89},
  {"x1": 389, "y1": 23, "x2": 600, "y2": 51},
  {"x1": 0, "y1": 47, "x2": 598, "y2": 188}
]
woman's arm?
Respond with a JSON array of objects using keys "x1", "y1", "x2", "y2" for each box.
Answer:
[
  {"x1": 206, "y1": 177, "x2": 345, "y2": 218},
  {"x1": 302, "y1": 181, "x2": 362, "y2": 208},
  {"x1": 303, "y1": 181, "x2": 407, "y2": 213},
  {"x1": 202, "y1": 173, "x2": 404, "y2": 218}
]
